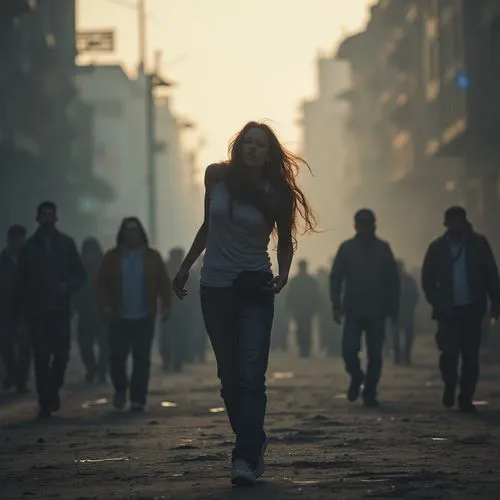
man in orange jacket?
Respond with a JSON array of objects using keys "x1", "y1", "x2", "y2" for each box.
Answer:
[{"x1": 96, "y1": 217, "x2": 172, "y2": 411}]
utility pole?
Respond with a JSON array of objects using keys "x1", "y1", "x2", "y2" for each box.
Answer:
[
  {"x1": 137, "y1": 0, "x2": 157, "y2": 243},
  {"x1": 145, "y1": 73, "x2": 157, "y2": 244},
  {"x1": 138, "y1": 0, "x2": 146, "y2": 71}
]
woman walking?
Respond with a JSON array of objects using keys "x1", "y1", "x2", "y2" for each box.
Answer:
[
  {"x1": 173, "y1": 121, "x2": 316, "y2": 485},
  {"x1": 75, "y1": 237, "x2": 106, "y2": 384}
]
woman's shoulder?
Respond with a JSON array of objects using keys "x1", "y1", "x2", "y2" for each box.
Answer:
[{"x1": 204, "y1": 163, "x2": 227, "y2": 185}]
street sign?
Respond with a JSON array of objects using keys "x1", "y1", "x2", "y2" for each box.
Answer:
[{"x1": 76, "y1": 30, "x2": 115, "y2": 53}]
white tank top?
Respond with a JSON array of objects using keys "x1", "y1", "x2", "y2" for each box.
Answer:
[{"x1": 200, "y1": 181, "x2": 273, "y2": 287}]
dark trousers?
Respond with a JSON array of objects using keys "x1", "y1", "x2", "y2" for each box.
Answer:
[
  {"x1": 77, "y1": 315, "x2": 108, "y2": 381},
  {"x1": 29, "y1": 312, "x2": 71, "y2": 410},
  {"x1": 201, "y1": 286, "x2": 274, "y2": 469},
  {"x1": 436, "y1": 305, "x2": 482, "y2": 403},
  {"x1": 319, "y1": 316, "x2": 341, "y2": 357},
  {"x1": 271, "y1": 323, "x2": 288, "y2": 352},
  {"x1": 293, "y1": 314, "x2": 313, "y2": 357},
  {"x1": 393, "y1": 315, "x2": 415, "y2": 365},
  {"x1": 188, "y1": 323, "x2": 208, "y2": 363},
  {"x1": 0, "y1": 320, "x2": 31, "y2": 390},
  {"x1": 159, "y1": 315, "x2": 186, "y2": 372},
  {"x1": 342, "y1": 315, "x2": 386, "y2": 399},
  {"x1": 109, "y1": 318, "x2": 155, "y2": 405}
]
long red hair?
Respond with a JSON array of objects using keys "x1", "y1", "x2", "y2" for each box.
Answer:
[{"x1": 223, "y1": 121, "x2": 317, "y2": 247}]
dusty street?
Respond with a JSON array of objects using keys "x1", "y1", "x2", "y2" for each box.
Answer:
[{"x1": 1, "y1": 339, "x2": 499, "y2": 500}]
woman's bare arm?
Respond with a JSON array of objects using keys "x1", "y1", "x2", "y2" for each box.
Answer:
[
  {"x1": 180, "y1": 163, "x2": 221, "y2": 272},
  {"x1": 275, "y1": 189, "x2": 294, "y2": 284}
]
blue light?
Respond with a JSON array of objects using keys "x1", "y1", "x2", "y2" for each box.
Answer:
[{"x1": 456, "y1": 72, "x2": 470, "y2": 90}]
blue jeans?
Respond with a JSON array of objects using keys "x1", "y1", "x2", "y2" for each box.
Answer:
[
  {"x1": 200, "y1": 285, "x2": 274, "y2": 468},
  {"x1": 342, "y1": 315, "x2": 386, "y2": 399}
]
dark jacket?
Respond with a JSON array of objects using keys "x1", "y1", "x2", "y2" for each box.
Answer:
[
  {"x1": 17, "y1": 228, "x2": 86, "y2": 319},
  {"x1": 286, "y1": 273, "x2": 319, "y2": 317},
  {"x1": 74, "y1": 254, "x2": 103, "y2": 321},
  {"x1": 330, "y1": 235, "x2": 399, "y2": 319},
  {"x1": 399, "y1": 272, "x2": 419, "y2": 320},
  {"x1": 0, "y1": 249, "x2": 20, "y2": 320},
  {"x1": 421, "y1": 231, "x2": 500, "y2": 320}
]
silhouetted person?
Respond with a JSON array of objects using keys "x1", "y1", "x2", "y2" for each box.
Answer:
[
  {"x1": 18, "y1": 202, "x2": 86, "y2": 418},
  {"x1": 75, "y1": 237, "x2": 107, "y2": 384},
  {"x1": 172, "y1": 121, "x2": 317, "y2": 485},
  {"x1": 271, "y1": 292, "x2": 289, "y2": 353},
  {"x1": 0, "y1": 225, "x2": 30, "y2": 393},
  {"x1": 160, "y1": 247, "x2": 188, "y2": 372},
  {"x1": 184, "y1": 259, "x2": 207, "y2": 363},
  {"x1": 330, "y1": 209, "x2": 399, "y2": 407},
  {"x1": 393, "y1": 259, "x2": 419, "y2": 365},
  {"x1": 286, "y1": 259, "x2": 318, "y2": 357},
  {"x1": 96, "y1": 217, "x2": 172, "y2": 412},
  {"x1": 317, "y1": 266, "x2": 341, "y2": 357},
  {"x1": 422, "y1": 207, "x2": 500, "y2": 413}
]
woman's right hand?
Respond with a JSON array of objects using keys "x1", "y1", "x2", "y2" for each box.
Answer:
[{"x1": 173, "y1": 267, "x2": 190, "y2": 300}]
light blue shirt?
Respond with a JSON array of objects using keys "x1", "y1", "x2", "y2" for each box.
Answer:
[
  {"x1": 449, "y1": 239, "x2": 472, "y2": 306},
  {"x1": 121, "y1": 249, "x2": 147, "y2": 319}
]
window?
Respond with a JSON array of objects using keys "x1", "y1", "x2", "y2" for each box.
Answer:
[
  {"x1": 423, "y1": 1, "x2": 440, "y2": 101},
  {"x1": 390, "y1": 130, "x2": 413, "y2": 182},
  {"x1": 429, "y1": 0, "x2": 439, "y2": 20},
  {"x1": 427, "y1": 18, "x2": 438, "y2": 40},
  {"x1": 45, "y1": 33, "x2": 56, "y2": 48},
  {"x1": 407, "y1": 4, "x2": 418, "y2": 23},
  {"x1": 442, "y1": 5, "x2": 464, "y2": 82}
]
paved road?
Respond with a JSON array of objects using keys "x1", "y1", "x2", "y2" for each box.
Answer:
[{"x1": 1, "y1": 339, "x2": 499, "y2": 499}]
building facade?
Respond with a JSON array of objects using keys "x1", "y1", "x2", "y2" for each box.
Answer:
[
  {"x1": 298, "y1": 53, "x2": 351, "y2": 266},
  {"x1": 429, "y1": 0, "x2": 500, "y2": 245},
  {"x1": 335, "y1": 1, "x2": 465, "y2": 266},
  {"x1": 0, "y1": 0, "x2": 112, "y2": 242},
  {"x1": 75, "y1": 65, "x2": 202, "y2": 253},
  {"x1": 75, "y1": 64, "x2": 150, "y2": 247},
  {"x1": 155, "y1": 97, "x2": 203, "y2": 256}
]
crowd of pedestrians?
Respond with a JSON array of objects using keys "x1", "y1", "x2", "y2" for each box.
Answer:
[{"x1": 1, "y1": 122, "x2": 499, "y2": 488}]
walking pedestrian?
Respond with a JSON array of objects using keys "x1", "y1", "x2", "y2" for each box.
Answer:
[
  {"x1": 316, "y1": 266, "x2": 341, "y2": 357},
  {"x1": 159, "y1": 248, "x2": 188, "y2": 372},
  {"x1": 17, "y1": 202, "x2": 86, "y2": 418},
  {"x1": 95, "y1": 217, "x2": 172, "y2": 412},
  {"x1": 393, "y1": 259, "x2": 419, "y2": 365},
  {"x1": 172, "y1": 121, "x2": 317, "y2": 485},
  {"x1": 421, "y1": 206, "x2": 500, "y2": 412},
  {"x1": 330, "y1": 209, "x2": 399, "y2": 407},
  {"x1": 75, "y1": 237, "x2": 107, "y2": 384},
  {"x1": 0, "y1": 224, "x2": 30, "y2": 393},
  {"x1": 286, "y1": 259, "x2": 318, "y2": 357}
]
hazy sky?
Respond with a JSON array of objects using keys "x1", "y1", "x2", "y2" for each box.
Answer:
[{"x1": 77, "y1": 0, "x2": 372, "y2": 171}]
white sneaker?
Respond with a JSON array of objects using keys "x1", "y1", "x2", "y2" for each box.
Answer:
[
  {"x1": 255, "y1": 437, "x2": 268, "y2": 478},
  {"x1": 231, "y1": 459, "x2": 257, "y2": 486}
]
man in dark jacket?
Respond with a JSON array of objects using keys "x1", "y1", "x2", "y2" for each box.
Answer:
[
  {"x1": 393, "y1": 259, "x2": 419, "y2": 366},
  {"x1": 18, "y1": 202, "x2": 86, "y2": 418},
  {"x1": 421, "y1": 206, "x2": 500, "y2": 413},
  {"x1": 0, "y1": 224, "x2": 30, "y2": 393},
  {"x1": 330, "y1": 209, "x2": 399, "y2": 407},
  {"x1": 286, "y1": 259, "x2": 319, "y2": 357}
]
